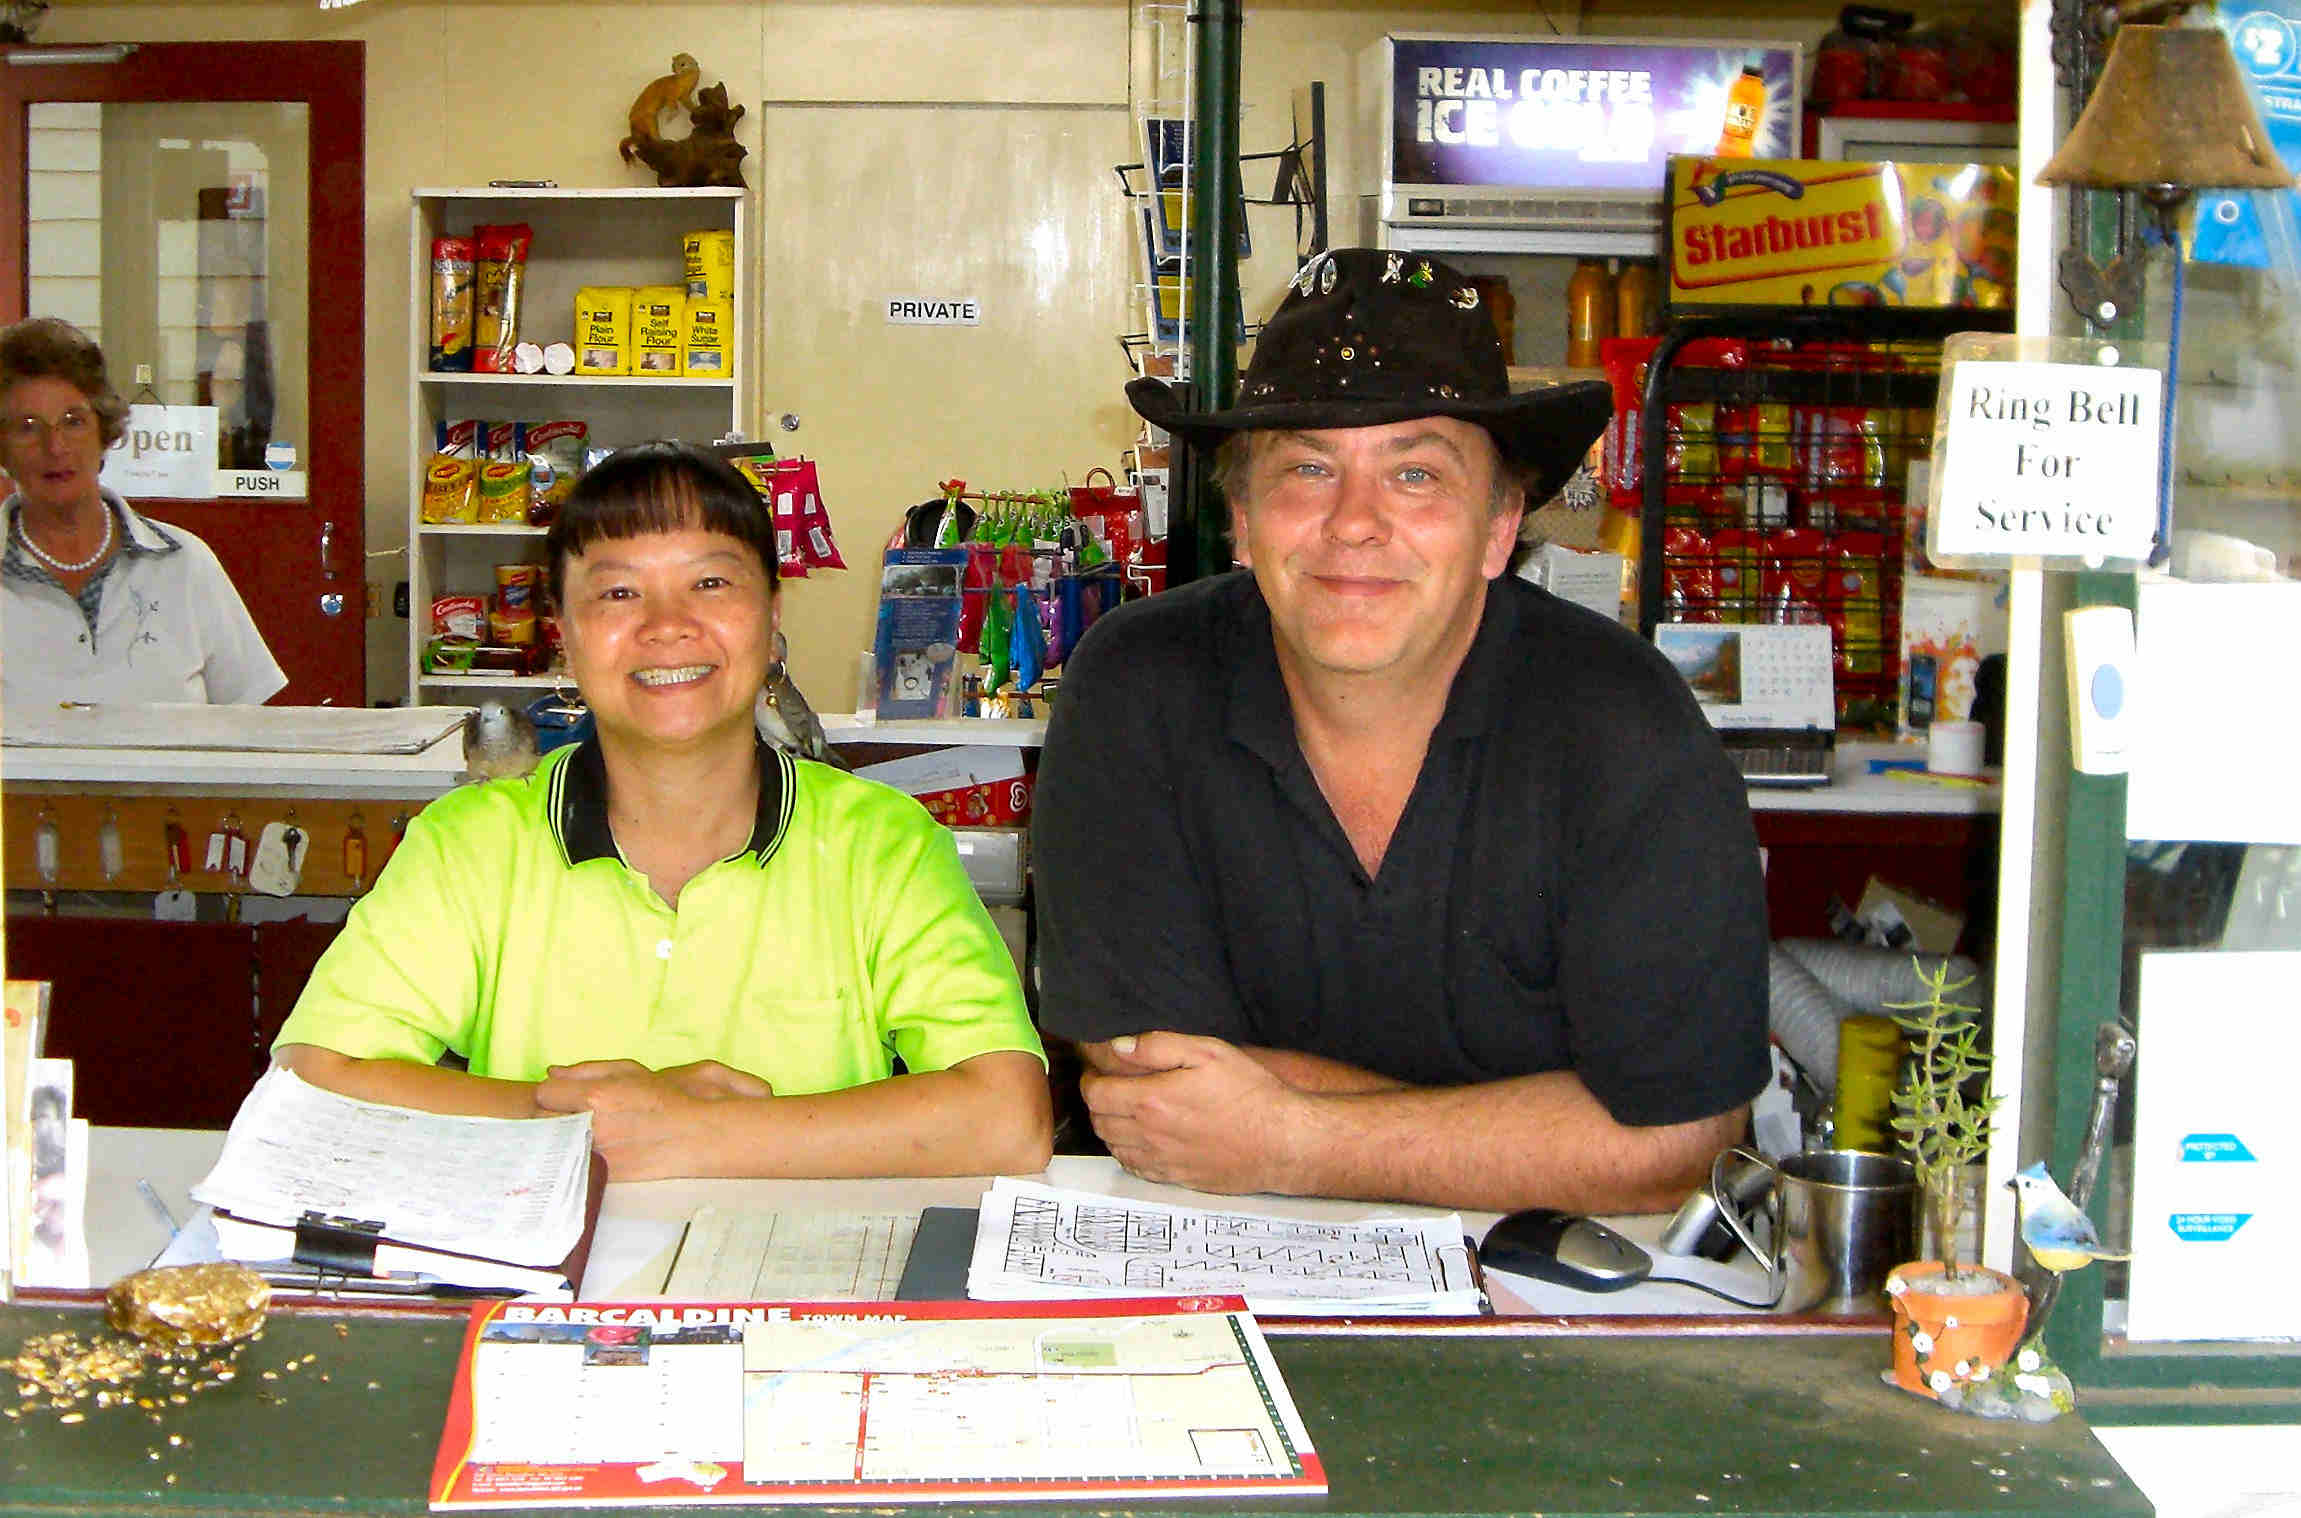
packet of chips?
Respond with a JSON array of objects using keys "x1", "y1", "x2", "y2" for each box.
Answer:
[
  {"x1": 471, "y1": 222, "x2": 534, "y2": 373},
  {"x1": 432, "y1": 594, "x2": 488, "y2": 642},
  {"x1": 1662, "y1": 524, "x2": 1718, "y2": 623},
  {"x1": 428, "y1": 235, "x2": 475, "y2": 372},
  {"x1": 420, "y1": 454, "x2": 480, "y2": 524},
  {"x1": 787, "y1": 459, "x2": 846, "y2": 571},
  {"x1": 436, "y1": 418, "x2": 485, "y2": 459},
  {"x1": 477, "y1": 458, "x2": 533, "y2": 524},
  {"x1": 710, "y1": 442, "x2": 803, "y2": 578},
  {"x1": 522, "y1": 420, "x2": 588, "y2": 527}
]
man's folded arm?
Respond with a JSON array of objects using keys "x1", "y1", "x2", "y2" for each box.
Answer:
[
  {"x1": 1279, "y1": 1070, "x2": 1746, "y2": 1214},
  {"x1": 1080, "y1": 1028, "x2": 1742, "y2": 1213}
]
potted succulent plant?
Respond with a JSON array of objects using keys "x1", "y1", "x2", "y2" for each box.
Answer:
[{"x1": 1882, "y1": 962, "x2": 2029, "y2": 1403}]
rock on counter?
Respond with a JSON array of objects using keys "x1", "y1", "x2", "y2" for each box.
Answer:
[{"x1": 106, "y1": 1262, "x2": 270, "y2": 1348}]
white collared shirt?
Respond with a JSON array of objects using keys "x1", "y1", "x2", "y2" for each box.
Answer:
[{"x1": 1, "y1": 490, "x2": 286, "y2": 707}]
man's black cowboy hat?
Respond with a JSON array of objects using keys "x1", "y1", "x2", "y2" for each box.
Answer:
[{"x1": 1126, "y1": 247, "x2": 1613, "y2": 503}]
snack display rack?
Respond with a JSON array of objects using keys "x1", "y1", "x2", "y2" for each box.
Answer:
[
  {"x1": 1632, "y1": 305, "x2": 2013, "y2": 729},
  {"x1": 403, "y1": 186, "x2": 749, "y2": 703}
]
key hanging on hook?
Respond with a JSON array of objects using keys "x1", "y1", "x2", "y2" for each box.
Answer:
[
  {"x1": 163, "y1": 813, "x2": 191, "y2": 886},
  {"x1": 343, "y1": 811, "x2": 368, "y2": 893},
  {"x1": 97, "y1": 806, "x2": 124, "y2": 883},
  {"x1": 33, "y1": 805, "x2": 61, "y2": 887}
]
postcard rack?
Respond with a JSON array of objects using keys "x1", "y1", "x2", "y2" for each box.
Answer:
[{"x1": 1634, "y1": 307, "x2": 2015, "y2": 730}]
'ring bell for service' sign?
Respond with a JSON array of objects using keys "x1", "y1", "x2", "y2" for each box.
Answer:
[{"x1": 1928, "y1": 336, "x2": 2164, "y2": 570}]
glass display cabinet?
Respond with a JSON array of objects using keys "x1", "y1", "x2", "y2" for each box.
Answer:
[{"x1": 1995, "y1": 0, "x2": 2301, "y2": 1421}]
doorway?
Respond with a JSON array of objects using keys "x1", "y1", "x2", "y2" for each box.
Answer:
[{"x1": 1, "y1": 41, "x2": 365, "y2": 706}]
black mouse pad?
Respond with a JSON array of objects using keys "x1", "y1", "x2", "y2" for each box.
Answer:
[{"x1": 894, "y1": 1206, "x2": 979, "y2": 1301}]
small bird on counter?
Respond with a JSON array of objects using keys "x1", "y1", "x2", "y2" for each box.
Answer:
[
  {"x1": 462, "y1": 699, "x2": 541, "y2": 782},
  {"x1": 2009, "y1": 1161, "x2": 2132, "y2": 1274},
  {"x1": 755, "y1": 632, "x2": 848, "y2": 769}
]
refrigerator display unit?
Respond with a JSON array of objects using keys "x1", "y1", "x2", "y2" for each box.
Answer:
[
  {"x1": 1355, "y1": 34, "x2": 1804, "y2": 258},
  {"x1": 1348, "y1": 34, "x2": 1800, "y2": 372}
]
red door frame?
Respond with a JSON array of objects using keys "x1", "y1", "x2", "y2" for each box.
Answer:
[{"x1": 0, "y1": 41, "x2": 366, "y2": 705}]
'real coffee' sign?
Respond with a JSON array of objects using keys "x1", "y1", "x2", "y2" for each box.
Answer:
[{"x1": 1385, "y1": 36, "x2": 1800, "y2": 194}]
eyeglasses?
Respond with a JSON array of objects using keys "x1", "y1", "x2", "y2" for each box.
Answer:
[{"x1": 4, "y1": 408, "x2": 98, "y2": 447}]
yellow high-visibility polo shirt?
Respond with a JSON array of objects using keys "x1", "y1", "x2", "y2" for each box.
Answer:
[{"x1": 275, "y1": 740, "x2": 1043, "y2": 1092}]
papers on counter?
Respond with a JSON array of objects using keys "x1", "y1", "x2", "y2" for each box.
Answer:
[
  {"x1": 663, "y1": 1209, "x2": 918, "y2": 1300},
  {"x1": 192, "y1": 1065, "x2": 593, "y2": 1271},
  {"x1": 966, "y1": 1177, "x2": 1484, "y2": 1316}
]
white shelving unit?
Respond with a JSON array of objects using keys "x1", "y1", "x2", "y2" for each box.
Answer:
[{"x1": 405, "y1": 186, "x2": 751, "y2": 705}]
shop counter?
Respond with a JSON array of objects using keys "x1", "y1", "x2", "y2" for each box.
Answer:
[
  {"x1": 24, "y1": 1134, "x2": 2145, "y2": 1517},
  {"x1": 8, "y1": 1130, "x2": 2149, "y2": 1518},
  {"x1": 2, "y1": 704, "x2": 471, "y2": 897},
  {"x1": 0, "y1": 1298, "x2": 2146, "y2": 1518}
]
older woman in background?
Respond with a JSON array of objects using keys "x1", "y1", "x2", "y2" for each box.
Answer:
[{"x1": 0, "y1": 316, "x2": 283, "y2": 706}]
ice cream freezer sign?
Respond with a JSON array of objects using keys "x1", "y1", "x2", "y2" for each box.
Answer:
[
  {"x1": 1931, "y1": 359, "x2": 2163, "y2": 566},
  {"x1": 1384, "y1": 37, "x2": 1800, "y2": 192}
]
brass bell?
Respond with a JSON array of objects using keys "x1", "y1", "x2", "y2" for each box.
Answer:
[{"x1": 2038, "y1": 24, "x2": 2296, "y2": 203}]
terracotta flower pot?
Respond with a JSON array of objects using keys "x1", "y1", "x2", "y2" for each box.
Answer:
[{"x1": 1885, "y1": 1260, "x2": 2029, "y2": 1399}]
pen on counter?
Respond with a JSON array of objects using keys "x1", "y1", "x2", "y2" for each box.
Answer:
[
  {"x1": 137, "y1": 1178, "x2": 180, "y2": 1239},
  {"x1": 254, "y1": 1268, "x2": 524, "y2": 1299},
  {"x1": 1882, "y1": 768, "x2": 1993, "y2": 791}
]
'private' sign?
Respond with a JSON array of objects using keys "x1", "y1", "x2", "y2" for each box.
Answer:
[
  {"x1": 885, "y1": 298, "x2": 981, "y2": 326},
  {"x1": 1932, "y1": 359, "x2": 2163, "y2": 565}
]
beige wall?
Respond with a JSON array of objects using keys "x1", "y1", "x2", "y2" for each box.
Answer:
[{"x1": 44, "y1": 0, "x2": 1973, "y2": 707}]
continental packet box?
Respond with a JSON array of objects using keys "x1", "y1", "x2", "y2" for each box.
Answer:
[
  {"x1": 1664, "y1": 157, "x2": 2016, "y2": 313},
  {"x1": 853, "y1": 744, "x2": 1033, "y2": 827}
]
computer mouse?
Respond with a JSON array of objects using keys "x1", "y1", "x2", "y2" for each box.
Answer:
[{"x1": 1479, "y1": 1208, "x2": 1653, "y2": 1293}]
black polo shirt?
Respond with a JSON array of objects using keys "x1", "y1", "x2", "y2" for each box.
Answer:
[{"x1": 1033, "y1": 570, "x2": 1770, "y2": 1128}]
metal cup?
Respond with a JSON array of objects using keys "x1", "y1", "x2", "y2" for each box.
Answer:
[{"x1": 1708, "y1": 1146, "x2": 1918, "y2": 1315}]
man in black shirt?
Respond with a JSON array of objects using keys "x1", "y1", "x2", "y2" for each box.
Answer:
[{"x1": 1034, "y1": 249, "x2": 1770, "y2": 1213}]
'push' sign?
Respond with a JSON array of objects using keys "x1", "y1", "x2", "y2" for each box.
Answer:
[{"x1": 1932, "y1": 358, "x2": 2163, "y2": 566}]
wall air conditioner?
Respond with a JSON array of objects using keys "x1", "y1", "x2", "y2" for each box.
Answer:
[{"x1": 1358, "y1": 34, "x2": 1803, "y2": 257}]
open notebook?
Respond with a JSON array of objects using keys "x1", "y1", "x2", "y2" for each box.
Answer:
[{"x1": 1655, "y1": 623, "x2": 1837, "y2": 788}]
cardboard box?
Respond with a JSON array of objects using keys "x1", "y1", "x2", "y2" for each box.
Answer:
[
  {"x1": 854, "y1": 745, "x2": 1033, "y2": 827},
  {"x1": 1517, "y1": 542, "x2": 1625, "y2": 625},
  {"x1": 955, "y1": 830, "x2": 1029, "y2": 906}
]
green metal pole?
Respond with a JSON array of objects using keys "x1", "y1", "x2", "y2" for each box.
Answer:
[{"x1": 1173, "y1": 0, "x2": 1242, "y2": 586}]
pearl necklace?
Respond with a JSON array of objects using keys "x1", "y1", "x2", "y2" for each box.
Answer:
[{"x1": 16, "y1": 504, "x2": 114, "y2": 575}]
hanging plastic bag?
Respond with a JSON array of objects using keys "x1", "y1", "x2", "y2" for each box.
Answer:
[
  {"x1": 1010, "y1": 581, "x2": 1047, "y2": 693},
  {"x1": 981, "y1": 569, "x2": 1013, "y2": 695}
]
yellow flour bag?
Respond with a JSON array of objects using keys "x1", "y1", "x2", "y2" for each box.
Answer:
[
  {"x1": 682, "y1": 300, "x2": 731, "y2": 378},
  {"x1": 573, "y1": 286, "x2": 633, "y2": 377},
  {"x1": 682, "y1": 229, "x2": 735, "y2": 304},
  {"x1": 631, "y1": 286, "x2": 686, "y2": 376}
]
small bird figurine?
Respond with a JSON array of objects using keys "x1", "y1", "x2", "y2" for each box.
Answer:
[
  {"x1": 2009, "y1": 1161, "x2": 2131, "y2": 1274},
  {"x1": 755, "y1": 632, "x2": 847, "y2": 768},
  {"x1": 462, "y1": 699, "x2": 541, "y2": 782}
]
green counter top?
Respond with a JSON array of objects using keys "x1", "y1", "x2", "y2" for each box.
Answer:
[{"x1": 0, "y1": 1305, "x2": 2147, "y2": 1516}]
